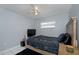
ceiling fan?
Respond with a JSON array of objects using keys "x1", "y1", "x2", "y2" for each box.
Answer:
[{"x1": 31, "y1": 4, "x2": 39, "y2": 16}]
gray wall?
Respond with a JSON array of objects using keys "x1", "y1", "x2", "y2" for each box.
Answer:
[
  {"x1": 0, "y1": 8, "x2": 35, "y2": 51},
  {"x1": 69, "y1": 4, "x2": 79, "y2": 47},
  {"x1": 35, "y1": 13, "x2": 69, "y2": 37}
]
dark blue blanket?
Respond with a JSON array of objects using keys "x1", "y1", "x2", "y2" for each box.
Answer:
[{"x1": 27, "y1": 35, "x2": 59, "y2": 54}]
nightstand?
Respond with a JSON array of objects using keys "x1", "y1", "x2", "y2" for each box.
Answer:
[{"x1": 58, "y1": 43, "x2": 79, "y2": 55}]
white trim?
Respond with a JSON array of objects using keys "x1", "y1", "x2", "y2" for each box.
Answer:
[{"x1": 0, "y1": 45, "x2": 26, "y2": 55}]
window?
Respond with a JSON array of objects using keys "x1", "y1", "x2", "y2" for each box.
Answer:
[{"x1": 40, "y1": 21, "x2": 56, "y2": 28}]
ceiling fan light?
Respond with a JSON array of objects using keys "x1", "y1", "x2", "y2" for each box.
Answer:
[
  {"x1": 35, "y1": 12, "x2": 38, "y2": 15},
  {"x1": 35, "y1": 6, "x2": 39, "y2": 10}
]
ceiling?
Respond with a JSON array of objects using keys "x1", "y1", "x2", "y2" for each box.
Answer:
[{"x1": 0, "y1": 4, "x2": 72, "y2": 19}]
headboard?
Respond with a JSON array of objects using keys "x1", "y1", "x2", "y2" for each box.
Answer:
[{"x1": 66, "y1": 17, "x2": 77, "y2": 47}]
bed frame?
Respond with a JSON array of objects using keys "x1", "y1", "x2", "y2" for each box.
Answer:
[
  {"x1": 25, "y1": 17, "x2": 77, "y2": 55},
  {"x1": 26, "y1": 44, "x2": 54, "y2": 55}
]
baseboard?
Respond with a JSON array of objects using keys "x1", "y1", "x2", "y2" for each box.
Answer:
[{"x1": 0, "y1": 45, "x2": 26, "y2": 55}]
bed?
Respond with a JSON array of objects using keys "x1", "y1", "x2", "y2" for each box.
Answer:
[
  {"x1": 27, "y1": 35, "x2": 59, "y2": 54},
  {"x1": 25, "y1": 17, "x2": 77, "y2": 55}
]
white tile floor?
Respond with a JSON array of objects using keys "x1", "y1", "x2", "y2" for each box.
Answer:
[{"x1": 0, "y1": 45, "x2": 25, "y2": 55}]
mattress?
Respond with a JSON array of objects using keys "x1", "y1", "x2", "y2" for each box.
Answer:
[{"x1": 27, "y1": 35, "x2": 59, "y2": 54}]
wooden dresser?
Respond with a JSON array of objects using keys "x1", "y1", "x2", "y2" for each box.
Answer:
[{"x1": 58, "y1": 43, "x2": 79, "y2": 55}]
